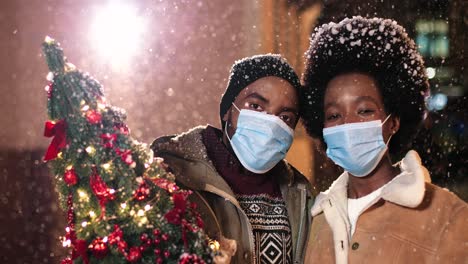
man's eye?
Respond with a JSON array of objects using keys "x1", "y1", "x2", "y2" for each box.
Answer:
[
  {"x1": 280, "y1": 115, "x2": 291, "y2": 122},
  {"x1": 280, "y1": 114, "x2": 297, "y2": 126},
  {"x1": 248, "y1": 103, "x2": 263, "y2": 111}
]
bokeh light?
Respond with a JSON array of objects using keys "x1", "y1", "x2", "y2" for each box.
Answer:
[
  {"x1": 90, "y1": 2, "x2": 146, "y2": 66},
  {"x1": 426, "y1": 67, "x2": 436, "y2": 79},
  {"x1": 427, "y1": 93, "x2": 448, "y2": 111}
]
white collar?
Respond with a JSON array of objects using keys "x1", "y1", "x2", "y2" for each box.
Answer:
[{"x1": 312, "y1": 150, "x2": 429, "y2": 216}]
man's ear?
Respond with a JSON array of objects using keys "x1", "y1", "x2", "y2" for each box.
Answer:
[{"x1": 222, "y1": 106, "x2": 232, "y2": 122}]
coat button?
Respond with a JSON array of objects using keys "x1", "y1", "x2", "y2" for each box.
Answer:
[
  {"x1": 352, "y1": 242, "x2": 359, "y2": 250},
  {"x1": 244, "y1": 252, "x2": 249, "y2": 260}
]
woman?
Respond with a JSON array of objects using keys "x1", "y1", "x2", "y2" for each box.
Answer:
[{"x1": 302, "y1": 16, "x2": 467, "y2": 263}]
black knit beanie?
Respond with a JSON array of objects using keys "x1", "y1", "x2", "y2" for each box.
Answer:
[{"x1": 220, "y1": 54, "x2": 301, "y2": 128}]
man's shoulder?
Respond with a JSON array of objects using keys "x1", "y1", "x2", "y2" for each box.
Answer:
[
  {"x1": 150, "y1": 134, "x2": 175, "y2": 150},
  {"x1": 150, "y1": 125, "x2": 208, "y2": 156},
  {"x1": 149, "y1": 126, "x2": 222, "y2": 191},
  {"x1": 281, "y1": 161, "x2": 316, "y2": 194},
  {"x1": 289, "y1": 164, "x2": 309, "y2": 184}
]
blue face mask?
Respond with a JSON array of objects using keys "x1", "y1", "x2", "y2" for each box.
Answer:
[
  {"x1": 226, "y1": 104, "x2": 294, "y2": 174},
  {"x1": 323, "y1": 115, "x2": 392, "y2": 177}
]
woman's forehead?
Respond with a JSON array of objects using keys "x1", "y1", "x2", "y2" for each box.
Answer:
[{"x1": 325, "y1": 72, "x2": 383, "y2": 102}]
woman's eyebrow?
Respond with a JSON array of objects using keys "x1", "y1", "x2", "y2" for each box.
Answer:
[
  {"x1": 324, "y1": 101, "x2": 337, "y2": 109},
  {"x1": 355, "y1": 95, "x2": 380, "y2": 105}
]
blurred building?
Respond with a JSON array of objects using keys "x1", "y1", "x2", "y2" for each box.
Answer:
[{"x1": 253, "y1": 0, "x2": 466, "y2": 197}]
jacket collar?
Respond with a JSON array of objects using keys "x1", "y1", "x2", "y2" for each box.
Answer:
[{"x1": 312, "y1": 150, "x2": 429, "y2": 216}]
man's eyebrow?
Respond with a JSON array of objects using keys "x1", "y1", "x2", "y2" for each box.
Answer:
[
  {"x1": 245, "y1": 92, "x2": 298, "y2": 114},
  {"x1": 282, "y1": 106, "x2": 299, "y2": 114},
  {"x1": 245, "y1": 92, "x2": 269, "y2": 103}
]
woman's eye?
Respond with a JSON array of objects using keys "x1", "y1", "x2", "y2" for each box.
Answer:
[
  {"x1": 326, "y1": 113, "x2": 340, "y2": 121},
  {"x1": 358, "y1": 109, "x2": 375, "y2": 115}
]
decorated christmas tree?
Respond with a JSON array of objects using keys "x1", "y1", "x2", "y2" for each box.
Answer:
[{"x1": 42, "y1": 36, "x2": 215, "y2": 264}]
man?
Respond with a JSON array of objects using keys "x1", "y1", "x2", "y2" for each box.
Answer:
[{"x1": 151, "y1": 54, "x2": 313, "y2": 263}]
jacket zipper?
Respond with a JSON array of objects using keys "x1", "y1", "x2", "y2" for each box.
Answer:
[
  {"x1": 201, "y1": 172, "x2": 256, "y2": 264},
  {"x1": 194, "y1": 189, "x2": 256, "y2": 263},
  {"x1": 294, "y1": 185, "x2": 307, "y2": 263}
]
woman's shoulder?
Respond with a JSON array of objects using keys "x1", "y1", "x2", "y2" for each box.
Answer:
[{"x1": 418, "y1": 182, "x2": 467, "y2": 217}]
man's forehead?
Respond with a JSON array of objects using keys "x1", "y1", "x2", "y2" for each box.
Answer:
[{"x1": 239, "y1": 78, "x2": 290, "y2": 94}]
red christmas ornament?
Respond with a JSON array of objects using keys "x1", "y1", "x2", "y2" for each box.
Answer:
[
  {"x1": 115, "y1": 148, "x2": 134, "y2": 165},
  {"x1": 86, "y1": 110, "x2": 102, "y2": 124},
  {"x1": 146, "y1": 238, "x2": 152, "y2": 247},
  {"x1": 89, "y1": 237, "x2": 109, "y2": 259},
  {"x1": 117, "y1": 240, "x2": 128, "y2": 254},
  {"x1": 179, "y1": 253, "x2": 205, "y2": 264},
  {"x1": 126, "y1": 247, "x2": 142, "y2": 262},
  {"x1": 100, "y1": 133, "x2": 118, "y2": 148},
  {"x1": 140, "y1": 233, "x2": 149, "y2": 242},
  {"x1": 139, "y1": 245, "x2": 146, "y2": 252},
  {"x1": 114, "y1": 122, "x2": 130, "y2": 135},
  {"x1": 153, "y1": 229, "x2": 161, "y2": 237},
  {"x1": 179, "y1": 253, "x2": 191, "y2": 264},
  {"x1": 64, "y1": 168, "x2": 78, "y2": 186},
  {"x1": 108, "y1": 224, "x2": 123, "y2": 245},
  {"x1": 60, "y1": 257, "x2": 72, "y2": 264},
  {"x1": 154, "y1": 238, "x2": 161, "y2": 245},
  {"x1": 133, "y1": 182, "x2": 150, "y2": 201},
  {"x1": 163, "y1": 250, "x2": 170, "y2": 258}
]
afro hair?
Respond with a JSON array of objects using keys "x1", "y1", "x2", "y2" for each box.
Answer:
[{"x1": 302, "y1": 16, "x2": 429, "y2": 156}]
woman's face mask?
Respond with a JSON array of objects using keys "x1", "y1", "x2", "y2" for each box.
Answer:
[
  {"x1": 323, "y1": 115, "x2": 392, "y2": 177},
  {"x1": 225, "y1": 103, "x2": 294, "y2": 174}
]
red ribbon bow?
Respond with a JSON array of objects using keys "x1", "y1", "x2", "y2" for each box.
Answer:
[
  {"x1": 43, "y1": 120, "x2": 67, "y2": 161},
  {"x1": 90, "y1": 167, "x2": 116, "y2": 218},
  {"x1": 164, "y1": 190, "x2": 193, "y2": 247},
  {"x1": 72, "y1": 239, "x2": 89, "y2": 264}
]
